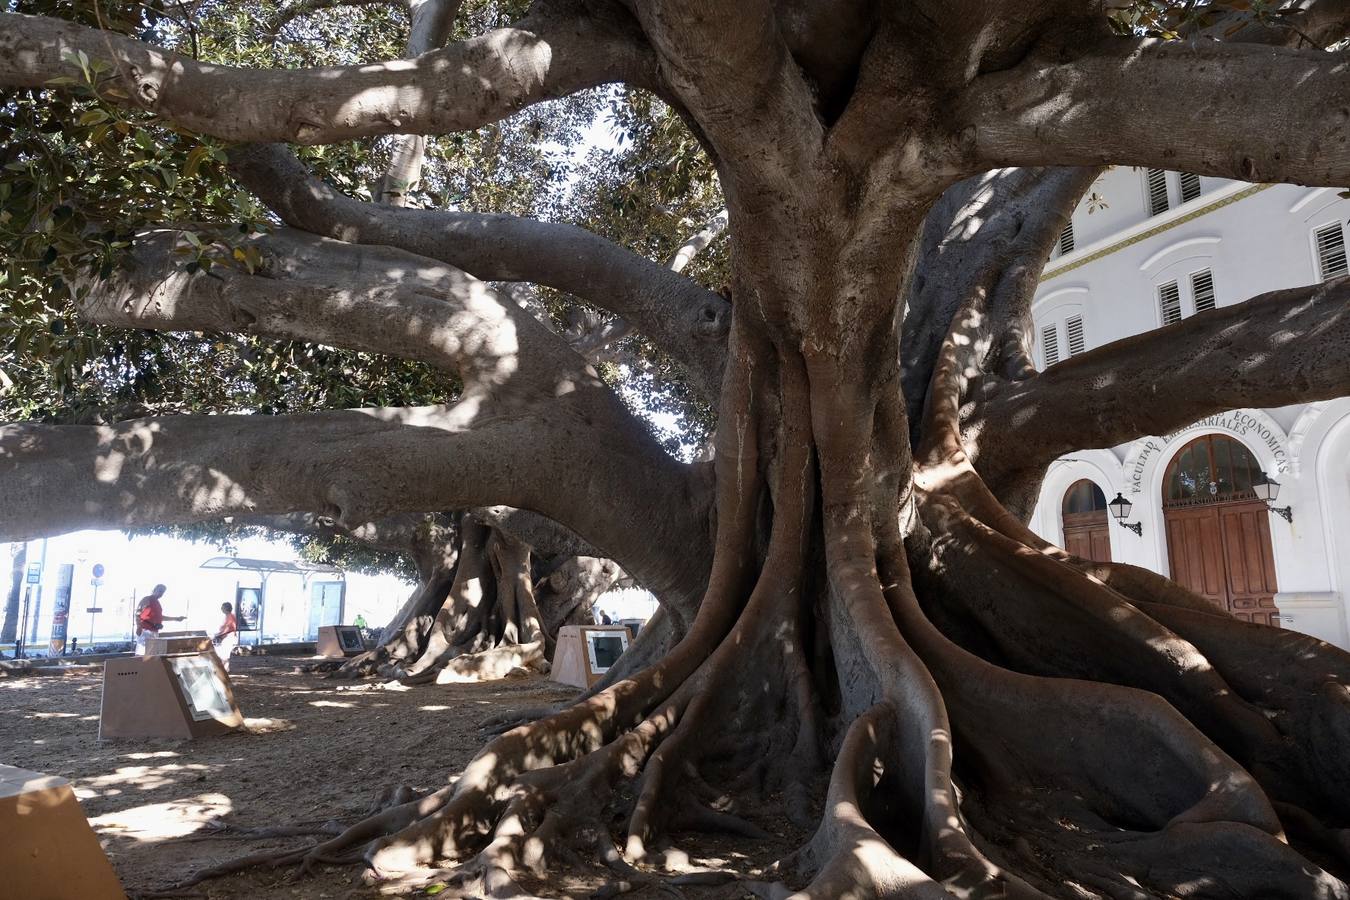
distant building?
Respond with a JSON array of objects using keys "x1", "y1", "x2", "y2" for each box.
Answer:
[{"x1": 1029, "y1": 169, "x2": 1350, "y2": 649}]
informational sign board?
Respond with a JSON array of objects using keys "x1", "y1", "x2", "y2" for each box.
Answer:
[
  {"x1": 99, "y1": 650, "x2": 243, "y2": 740},
  {"x1": 25, "y1": 562, "x2": 40, "y2": 584},
  {"x1": 49, "y1": 563, "x2": 74, "y2": 655},
  {"x1": 316, "y1": 624, "x2": 365, "y2": 658},
  {"x1": 143, "y1": 631, "x2": 212, "y2": 656},
  {"x1": 0, "y1": 765, "x2": 127, "y2": 899},
  {"x1": 551, "y1": 625, "x2": 632, "y2": 689},
  {"x1": 236, "y1": 587, "x2": 262, "y2": 630}
]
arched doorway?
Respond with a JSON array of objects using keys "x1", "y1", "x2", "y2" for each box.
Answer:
[
  {"x1": 1162, "y1": 434, "x2": 1280, "y2": 626},
  {"x1": 1061, "y1": 479, "x2": 1112, "y2": 562}
]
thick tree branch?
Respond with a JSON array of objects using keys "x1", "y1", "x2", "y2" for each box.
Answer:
[
  {"x1": 901, "y1": 167, "x2": 1098, "y2": 429},
  {"x1": 0, "y1": 393, "x2": 713, "y2": 617},
  {"x1": 569, "y1": 208, "x2": 729, "y2": 362},
  {"x1": 375, "y1": 0, "x2": 463, "y2": 206},
  {"x1": 959, "y1": 34, "x2": 1350, "y2": 186},
  {"x1": 631, "y1": 0, "x2": 821, "y2": 188},
  {"x1": 230, "y1": 145, "x2": 731, "y2": 397},
  {"x1": 84, "y1": 228, "x2": 592, "y2": 404},
  {"x1": 970, "y1": 275, "x2": 1350, "y2": 491},
  {"x1": 0, "y1": 4, "x2": 654, "y2": 143}
]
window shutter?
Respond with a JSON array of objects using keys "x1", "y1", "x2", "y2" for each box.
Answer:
[
  {"x1": 1190, "y1": 269, "x2": 1216, "y2": 312},
  {"x1": 1041, "y1": 324, "x2": 1060, "y2": 367},
  {"x1": 1147, "y1": 168, "x2": 1170, "y2": 216},
  {"x1": 1314, "y1": 223, "x2": 1348, "y2": 280},
  {"x1": 1178, "y1": 172, "x2": 1202, "y2": 203},
  {"x1": 1065, "y1": 315, "x2": 1086, "y2": 356},
  {"x1": 1058, "y1": 221, "x2": 1075, "y2": 256},
  {"x1": 1158, "y1": 280, "x2": 1182, "y2": 325}
]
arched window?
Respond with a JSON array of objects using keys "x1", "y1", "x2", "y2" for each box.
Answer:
[
  {"x1": 1062, "y1": 479, "x2": 1107, "y2": 516},
  {"x1": 1163, "y1": 435, "x2": 1261, "y2": 508}
]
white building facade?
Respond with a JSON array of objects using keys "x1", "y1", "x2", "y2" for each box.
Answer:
[{"x1": 1028, "y1": 167, "x2": 1350, "y2": 649}]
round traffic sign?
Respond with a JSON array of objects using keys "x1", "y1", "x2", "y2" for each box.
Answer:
[{"x1": 92, "y1": 563, "x2": 105, "y2": 578}]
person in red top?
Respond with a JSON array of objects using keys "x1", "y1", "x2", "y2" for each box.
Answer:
[
  {"x1": 213, "y1": 601, "x2": 240, "y2": 671},
  {"x1": 134, "y1": 584, "x2": 184, "y2": 655}
]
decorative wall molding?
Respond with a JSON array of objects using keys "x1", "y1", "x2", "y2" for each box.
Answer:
[{"x1": 1041, "y1": 183, "x2": 1272, "y2": 282}]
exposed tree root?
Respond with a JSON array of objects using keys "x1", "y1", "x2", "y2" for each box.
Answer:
[{"x1": 159, "y1": 320, "x2": 1350, "y2": 900}]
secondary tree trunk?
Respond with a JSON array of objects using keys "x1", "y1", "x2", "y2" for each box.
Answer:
[{"x1": 1, "y1": 543, "x2": 23, "y2": 646}]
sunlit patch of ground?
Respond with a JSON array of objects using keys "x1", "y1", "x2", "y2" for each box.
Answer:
[{"x1": 1, "y1": 656, "x2": 795, "y2": 898}]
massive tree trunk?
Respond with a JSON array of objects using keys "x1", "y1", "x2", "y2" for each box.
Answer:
[
  {"x1": 4, "y1": 2, "x2": 1350, "y2": 898},
  {"x1": 207, "y1": 177, "x2": 1350, "y2": 897}
]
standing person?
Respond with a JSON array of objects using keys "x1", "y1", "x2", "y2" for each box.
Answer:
[
  {"x1": 134, "y1": 584, "x2": 183, "y2": 655},
  {"x1": 213, "y1": 601, "x2": 239, "y2": 671}
]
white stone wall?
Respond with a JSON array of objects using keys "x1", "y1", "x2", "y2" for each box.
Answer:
[{"x1": 1029, "y1": 172, "x2": 1350, "y2": 649}]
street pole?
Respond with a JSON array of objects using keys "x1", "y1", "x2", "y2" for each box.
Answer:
[
  {"x1": 89, "y1": 583, "x2": 100, "y2": 645},
  {"x1": 16, "y1": 584, "x2": 30, "y2": 660}
]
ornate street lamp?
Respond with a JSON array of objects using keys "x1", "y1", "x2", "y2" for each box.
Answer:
[
  {"x1": 1108, "y1": 492, "x2": 1143, "y2": 536},
  {"x1": 1252, "y1": 471, "x2": 1293, "y2": 523}
]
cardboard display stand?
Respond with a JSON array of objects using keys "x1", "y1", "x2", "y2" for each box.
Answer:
[
  {"x1": 143, "y1": 630, "x2": 212, "y2": 656},
  {"x1": 316, "y1": 624, "x2": 365, "y2": 658},
  {"x1": 99, "y1": 650, "x2": 244, "y2": 740},
  {"x1": 0, "y1": 765, "x2": 127, "y2": 900},
  {"x1": 551, "y1": 625, "x2": 632, "y2": 688}
]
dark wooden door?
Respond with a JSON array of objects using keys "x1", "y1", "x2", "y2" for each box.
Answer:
[
  {"x1": 1165, "y1": 501, "x2": 1279, "y2": 625},
  {"x1": 1217, "y1": 502, "x2": 1280, "y2": 626},
  {"x1": 1064, "y1": 514, "x2": 1111, "y2": 563}
]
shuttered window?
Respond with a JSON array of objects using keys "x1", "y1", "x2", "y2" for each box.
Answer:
[
  {"x1": 1315, "y1": 222, "x2": 1348, "y2": 280},
  {"x1": 1190, "y1": 269, "x2": 1216, "y2": 312},
  {"x1": 1158, "y1": 280, "x2": 1182, "y2": 325},
  {"x1": 1065, "y1": 315, "x2": 1086, "y2": 356},
  {"x1": 1058, "y1": 221, "x2": 1075, "y2": 256},
  {"x1": 1178, "y1": 172, "x2": 1202, "y2": 203},
  {"x1": 1147, "y1": 168, "x2": 1170, "y2": 216},
  {"x1": 1041, "y1": 324, "x2": 1061, "y2": 367}
]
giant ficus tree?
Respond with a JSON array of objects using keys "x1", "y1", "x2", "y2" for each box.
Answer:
[{"x1": 3, "y1": 0, "x2": 1350, "y2": 896}]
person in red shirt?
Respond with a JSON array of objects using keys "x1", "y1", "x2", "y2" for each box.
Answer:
[
  {"x1": 213, "y1": 602, "x2": 239, "y2": 671},
  {"x1": 134, "y1": 584, "x2": 184, "y2": 655}
]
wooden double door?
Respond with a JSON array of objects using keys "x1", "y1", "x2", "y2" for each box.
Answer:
[
  {"x1": 1164, "y1": 500, "x2": 1280, "y2": 626},
  {"x1": 1063, "y1": 513, "x2": 1112, "y2": 563}
]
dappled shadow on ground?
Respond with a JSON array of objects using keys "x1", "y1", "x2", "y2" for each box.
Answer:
[{"x1": 0, "y1": 656, "x2": 787, "y2": 898}]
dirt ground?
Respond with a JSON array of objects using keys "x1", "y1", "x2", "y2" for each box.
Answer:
[{"x1": 1, "y1": 656, "x2": 797, "y2": 899}]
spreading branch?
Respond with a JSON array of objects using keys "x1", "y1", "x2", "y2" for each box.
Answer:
[
  {"x1": 230, "y1": 145, "x2": 731, "y2": 397},
  {"x1": 970, "y1": 275, "x2": 1350, "y2": 492},
  {"x1": 83, "y1": 228, "x2": 593, "y2": 404},
  {"x1": 0, "y1": 394, "x2": 712, "y2": 614},
  {"x1": 0, "y1": 5, "x2": 655, "y2": 144},
  {"x1": 569, "y1": 208, "x2": 730, "y2": 362},
  {"x1": 959, "y1": 34, "x2": 1350, "y2": 186}
]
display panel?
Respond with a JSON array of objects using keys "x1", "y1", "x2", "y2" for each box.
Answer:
[
  {"x1": 586, "y1": 634, "x2": 627, "y2": 672},
  {"x1": 170, "y1": 655, "x2": 235, "y2": 722}
]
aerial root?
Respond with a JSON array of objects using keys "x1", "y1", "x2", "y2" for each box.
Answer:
[{"x1": 480, "y1": 705, "x2": 563, "y2": 734}]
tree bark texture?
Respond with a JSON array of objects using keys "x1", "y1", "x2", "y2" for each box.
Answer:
[{"x1": 4, "y1": 3, "x2": 1350, "y2": 898}]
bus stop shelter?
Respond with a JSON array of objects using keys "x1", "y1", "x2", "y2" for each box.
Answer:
[{"x1": 198, "y1": 557, "x2": 344, "y2": 644}]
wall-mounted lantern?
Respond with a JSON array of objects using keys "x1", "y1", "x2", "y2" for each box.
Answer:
[
  {"x1": 1252, "y1": 472, "x2": 1293, "y2": 523},
  {"x1": 1108, "y1": 493, "x2": 1143, "y2": 536}
]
